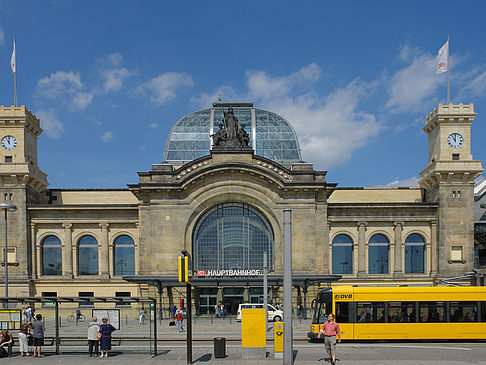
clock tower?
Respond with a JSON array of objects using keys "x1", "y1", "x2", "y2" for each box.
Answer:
[
  {"x1": 0, "y1": 106, "x2": 48, "y2": 296},
  {"x1": 419, "y1": 103, "x2": 483, "y2": 277}
]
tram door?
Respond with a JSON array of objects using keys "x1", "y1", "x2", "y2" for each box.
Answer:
[
  {"x1": 198, "y1": 288, "x2": 218, "y2": 315},
  {"x1": 223, "y1": 288, "x2": 244, "y2": 315}
]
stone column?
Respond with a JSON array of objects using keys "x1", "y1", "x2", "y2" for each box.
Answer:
[
  {"x1": 30, "y1": 223, "x2": 37, "y2": 279},
  {"x1": 393, "y1": 221, "x2": 404, "y2": 277},
  {"x1": 357, "y1": 221, "x2": 367, "y2": 278},
  {"x1": 62, "y1": 223, "x2": 73, "y2": 278},
  {"x1": 99, "y1": 223, "x2": 110, "y2": 278},
  {"x1": 430, "y1": 221, "x2": 438, "y2": 275}
]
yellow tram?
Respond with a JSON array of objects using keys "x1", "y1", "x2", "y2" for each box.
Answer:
[{"x1": 308, "y1": 286, "x2": 486, "y2": 340}]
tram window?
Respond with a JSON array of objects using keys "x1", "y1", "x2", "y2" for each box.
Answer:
[
  {"x1": 335, "y1": 302, "x2": 350, "y2": 323},
  {"x1": 315, "y1": 300, "x2": 332, "y2": 323},
  {"x1": 387, "y1": 302, "x2": 415, "y2": 323},
  {"x1": 450, "y1": 302, "x2": 478, "y2": 322},
  {"x1": 419, "y1": 302, "x2": 446, "y2": 322},
  {"x1": 481, "y1": 302, "x2": 486, "y2": 322},
  {"x1": 357, "y1": 302, "x2": 386, "y2": 323}
]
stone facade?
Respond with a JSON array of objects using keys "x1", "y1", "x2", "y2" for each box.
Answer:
[{"x1": 0, "y1": 103, "x2": 482, "y2": 312}]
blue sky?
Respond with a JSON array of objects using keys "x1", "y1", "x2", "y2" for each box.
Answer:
[{"x1": 0, "y1": 1, "x2": 485, "y2": 188}]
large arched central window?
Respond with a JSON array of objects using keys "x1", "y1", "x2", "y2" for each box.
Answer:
[{"x1": 193, "y1": 203, "x2": 274, "y2": 271}]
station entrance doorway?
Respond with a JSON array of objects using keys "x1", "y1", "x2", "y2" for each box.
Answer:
[{"x1": 222, "y1": 288, "x2": 244, "y2": 315}]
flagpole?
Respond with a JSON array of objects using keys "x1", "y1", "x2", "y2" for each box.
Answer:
[
  {"x1": 447, "y1": 36, "x2": 450, "y2": 105},
  {"x1": 14, "y1": 72, "x2": 17, "y2": 108},
  {"x1": 12, "y1": 38, "x2": 17, "y2": 107}
]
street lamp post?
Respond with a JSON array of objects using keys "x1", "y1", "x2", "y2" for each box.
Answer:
[{"x1": 0, "y1": 203, "x2": 16, "y2": 303}]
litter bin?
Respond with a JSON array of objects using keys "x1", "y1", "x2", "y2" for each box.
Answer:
[{"x1": 214, "y1": 337, "x2": 226, "y2": 358}]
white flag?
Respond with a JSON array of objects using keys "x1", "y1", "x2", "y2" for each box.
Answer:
[
  {"x1": 436, "y1": 39, "x2": 448, "y2": 75},
  {"x1": 10, "y1": 39, "x2": 16, "y2": 74}
]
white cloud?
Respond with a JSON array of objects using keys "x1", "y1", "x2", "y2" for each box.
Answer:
[
  {"x1": 384, "y1": 48, "x2": 442, "y2": 113},
  {"x1": 246, "y1": 63, "x2": 321, "y2": 101},
  {"x1": 101, "y1": 130, "x2": 114, "y2": 142},
  {"x1": 259, "y1": 78, "x2": 380, "y2": 169},
  {"x1": 192, "y1": 64, "x2": 380, "y2": 170},
  {"x1": 0, "y1": 25, "x2": 5, "y2": 46},
  {"x1": 98, "y1": 53, "x2": 134, "y2": 93},
  {"x1": 386, "y1": 176, "x2": 419, "y2": 187},
  {"x1": 105, "y1": 52, "x2": 123, "y2": 67},
  {"x1": 102, "y1": 67, "x2": 131, "y2": 92},
  {"x1": 73, "y1": 92, "x2": 94, "y2": 110},
  {"x1": 36, "y1": 71, "x2": 94, "y2": 110},
  {"x1": 190, "y1": 85, "x2": 239, "y2": 108},
  {"x1": 458, "y1": 69, "x2": 486, "y2": 98},
  {"x1": 149, "y1": 123, "x2": 158, "y2": 128},
  {"x1": 36, "y1": 109, "x2": 64, "y2": 139},
  {"x1": 137, "y1": 72, "x2": 194, "y2": 106}
]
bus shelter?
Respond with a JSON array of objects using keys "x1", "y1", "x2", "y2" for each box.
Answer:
[{"x1": 0, "y1": 296, "x2": 157, "y2": 356}]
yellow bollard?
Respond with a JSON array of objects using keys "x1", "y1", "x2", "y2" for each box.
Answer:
[{"x1": 274, "y1": 321, "x2": 283, "y2": 357}]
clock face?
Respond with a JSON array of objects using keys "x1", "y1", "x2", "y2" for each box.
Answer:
[
  {"x1": 1, "y1": 135, "x2": 17, "y2": 151},
  {"x1": 447, "y1": 133, "x2": 463, "y2": 149}
]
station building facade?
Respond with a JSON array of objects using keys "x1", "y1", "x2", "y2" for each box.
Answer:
[{"x1": 0, "y1": 102, "x2": 482, "y2": 315}]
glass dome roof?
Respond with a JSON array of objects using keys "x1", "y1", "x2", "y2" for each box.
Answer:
[{"x1": 164, "y1": 103, "x2": 303, "y2": 164}]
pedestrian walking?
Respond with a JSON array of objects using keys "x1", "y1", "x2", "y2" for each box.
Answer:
[
  {"x1": 18, "y1": 321, "x2": 32, "y2": 356},
  {"x1": 297, "y1": 302, "x2": 303, "y2": 319},
  {"x1": 220, "y1": 303, "x2": 226, "y2": 319},
  {"x1": 317, "y1": 313, "x2": 341, "y2": 365},
  {"x1": 175, "y1": 307, "x2": 184, "y2": 333},
  {"x1": 32, "y1": 314, "x2": 45, "y2": 357},
  {"x1": 87, "y1": 316, "x2": 100, "y2": 357},
  {"x1": 98, "y1": 318, "x2": 116, "y2": 358},
  {"x1": 139, "y1": 308, "x2": 146, "y2": 325},
  {"x1": 0, "y1": 330, "x2": 13, "y2": 357}
]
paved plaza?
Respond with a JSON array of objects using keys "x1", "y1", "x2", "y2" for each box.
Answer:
[
  {"x1": 2, "y1": 342, "x2": 486, "y2": 364},
  {"x1": 3, "y1": 317, "x2": 486, "y2": 364}
]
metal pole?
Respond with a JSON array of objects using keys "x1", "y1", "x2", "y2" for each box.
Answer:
[
  {"x1": 55, "y1": 300, "x2": 60, "y2": 354},
  {"x1": 0, "y1": 203, "x2": 16, "y2": 305},
  {"x1": 153, "y1": 301, "x2": 157, "y2": 356},
  {"x1": 283, "y1": 209, "x2": 293, "y2": 365},
  {"x1": 263, "y1": 251, "x2": 268, "y2": 332},
  {"x1": 4, "y1": 209, "x2": 8, "y2": 301},
  {"x1": 186, "y1": 283, "x2": 192, "y2": 364}
]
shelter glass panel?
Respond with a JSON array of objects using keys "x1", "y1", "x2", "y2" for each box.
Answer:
[{"x1": 193, "y1": 203, "x2": 274, "y2": 271}]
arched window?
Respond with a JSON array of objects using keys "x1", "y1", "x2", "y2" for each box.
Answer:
[
  {"x1": 368, "y1": 234, "x2": 389, "y2": 274},
  {"x1": 114, "y1": 235, "x2": 135, "y2": 276},
  {"x1": 193, "y1": 203, "x2": 274, "y2": 271},
  {"x1": 78, "y1": 235, "x2": 98, "y2": 275},
  {"x1": 332, "y1": 234, "x2": 353, "y2": 274},
  {"x1": 42, "y1": 235, "x2": 62, "y2": 276},
  {"x1": 405, "y1": 233, "x2": 425, "y2": 273}
]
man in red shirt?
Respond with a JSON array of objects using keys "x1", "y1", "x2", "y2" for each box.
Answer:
[{"x1": 317, "y1": 313, "x2": 341, "y2": 365}]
